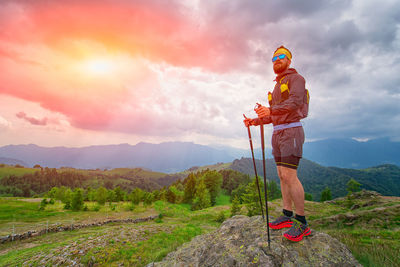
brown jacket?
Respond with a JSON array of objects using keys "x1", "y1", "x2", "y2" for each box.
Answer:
[{"x1": 255, "y1": 68, "x2": 307, "y2": 126}]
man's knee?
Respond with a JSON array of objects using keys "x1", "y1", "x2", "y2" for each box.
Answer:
[{"x1": 278, "y1": 166, "x2": 298, "y2": 183}]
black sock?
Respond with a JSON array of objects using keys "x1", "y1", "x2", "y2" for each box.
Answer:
[
  {"x1": 295, "y1": 214, "x2": 307, "y2": 225},
  {"x1": 283, "y1": 209, "x2": 293, "y2": 217}
]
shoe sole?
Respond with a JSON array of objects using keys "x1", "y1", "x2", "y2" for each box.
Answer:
[
  {"x1": 268, "y1": 221, "x2": 293, "y2": 229},
  {"x1": 283, "y1": 227, "x2": 311, "y2": 242}
]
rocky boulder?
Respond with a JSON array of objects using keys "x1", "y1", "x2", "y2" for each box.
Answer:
[{"x1": 148, "y1": 215, "x2": 361, "y2": 267}]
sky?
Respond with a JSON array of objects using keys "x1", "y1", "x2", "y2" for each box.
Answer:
[{"x1": 0, "y1": 0, "x2": 399, "y2": 149}]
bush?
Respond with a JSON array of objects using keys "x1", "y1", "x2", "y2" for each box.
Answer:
[
  {"x1": 64, "y1": 200, "x2": 71, "y2": 210},
  {"x1": 93, "y1": 204, "x2": 101, "y2": 211},
  {"x1": 215, "y1": 211, "x2": 226, "y2": 223}
]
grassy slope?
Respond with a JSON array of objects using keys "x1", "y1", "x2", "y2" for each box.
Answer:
[
  {"x1": 0, "y1": 192, "x2": 399, "y2": 266},
  {"x1": 0, "y1": 165, "x2": 37, "y2": 179}
]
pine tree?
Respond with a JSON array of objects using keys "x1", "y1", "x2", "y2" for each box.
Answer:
[
  {"x1": 183, "y1": 173, "x2": 197, "y2": 203},
  {"x1": 71, "y1": 188, "x2": 84, "y2": 211},
  {"x1": 230, "y1": 195, "x2": 241, "y2": 217},
  {"x1": 191, "y1": 179, "x2": 211, "y2": 210},
  {"x1": 305, "y1": 192, "x2": 313, "y2": 201},
  {"x1": 114, "y1": 186, "x2": 125, "y2": 202},
  {"x1": 320, "y1": 187, "x2": 332, "y2": 201},
  {"x1": 202, "y1": 170, "x2": 223, "y2": 206},
  {"x1": 347, "y1": 178, "x2": 361, "y2": 194},
  {"x1": 166, "y1": 188, "x2": 177, "y2": 203},
  {"x1": 129, "y1": 188, "x2": 143, "y2": 205},
  {"x1": 96, "y1": 186, "x2": 108, "y2": 205},
  {"x1": 242, "y1": 179, "x2": 264, "y2": 216}
]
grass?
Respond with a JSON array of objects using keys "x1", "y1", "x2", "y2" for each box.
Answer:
[
  {"x1": 0, "y1": 198, "x2": 228, "y2": 266},
  {"x1": 322, "y1": 229, "x2": 400, "y2": 267},
  {"x1": 0, "y1": 165, "x2": 37, "y2": 179},
  {"x1": 0, "y1": 193, "x2": 399, "y2": 266}
]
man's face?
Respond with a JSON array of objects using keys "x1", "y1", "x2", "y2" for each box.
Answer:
[{"x1": 273, "y1": 54, "x2": 291, "y2": 74}]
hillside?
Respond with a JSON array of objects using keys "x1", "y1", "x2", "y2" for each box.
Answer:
[
  {"x1": 0, "y1": 165, "x2": 183, "y2": 196},
  {"x1": 189, "y1": 158, "x2": 400, "y2": 201}
]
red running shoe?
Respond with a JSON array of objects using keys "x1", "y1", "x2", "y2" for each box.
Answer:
[
  {"x1": 283, "y1": 220, "x2": 311, "y2": 242},
  {"x1": 268, "y1": 215, "x2": 293, "y2": 229}
]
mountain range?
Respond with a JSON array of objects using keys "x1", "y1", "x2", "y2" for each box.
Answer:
[{"x1": 0, "y1": 138, "x2": 399, "y2": 172}]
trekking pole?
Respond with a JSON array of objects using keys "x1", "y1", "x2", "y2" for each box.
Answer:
[
  {"x1": 243, "y1": 114, "x2": 265, "y2": 221},
  {"x1": 256, "y1": 105, "x2": 271, "y2": 248}
]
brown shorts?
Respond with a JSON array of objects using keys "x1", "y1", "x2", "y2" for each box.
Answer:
[
  {"x1": 272, "y1": 126, "x2": 304, "y2": 169},
  {"x1": 274, "y1": 155, "x2": 301, "y2": 169}
]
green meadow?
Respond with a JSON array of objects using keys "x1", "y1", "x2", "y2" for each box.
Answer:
[{"x1": 0, "y1": 193, "x2": 399, "y2": 266}]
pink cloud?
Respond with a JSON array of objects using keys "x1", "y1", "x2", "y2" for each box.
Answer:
[
  {"x1": 0, "y1": 0, "x2": 251, "y2": 72},
  {"x1": 0, "y1": 0, "x2": 258, "y2": 137},
  {"x1": 16, "y1": 111, "x2": 48, "y2": 126}
]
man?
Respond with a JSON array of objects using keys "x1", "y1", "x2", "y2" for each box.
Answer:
[{"x1": 244, "y1": 45, "x2": 310, "y2": 242}]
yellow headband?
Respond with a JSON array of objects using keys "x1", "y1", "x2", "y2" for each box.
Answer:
[{"x1": 273, "y1": 48, "x2": 292, "y2": 60}]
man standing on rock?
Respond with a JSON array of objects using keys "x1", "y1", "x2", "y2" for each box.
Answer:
[{"x1": 244, "y1": 45, "x2": 311, "y2": 242}]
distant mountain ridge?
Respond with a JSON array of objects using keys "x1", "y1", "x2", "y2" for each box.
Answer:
[
  {"x1": 0, "y1": 157, "x2": 27, "y2": 166},
  {"x1": 0, "y1": 137, "x2": 399, "y2": 172},
  {"x1": 0, "y1": 142, "x2": 240, "y2": 173},
  {"x1": 303, "y1": 137, "x2": 400, "y2": 168}
]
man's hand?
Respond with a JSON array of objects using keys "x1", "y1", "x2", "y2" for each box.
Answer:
[
  {"x1": 255, "y1": 105, "x2": 270, "y2": 118},
  {"x1": 243, "y1": 117, "x2": 254, "y2": 127}
]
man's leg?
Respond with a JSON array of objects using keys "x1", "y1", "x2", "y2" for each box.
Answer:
[
  {"x1": 278, "y1": 165, "x2": 304, "y2": 216},
  {"x1": 277, "y1": 166, "x2": 293, "y2": 212}
]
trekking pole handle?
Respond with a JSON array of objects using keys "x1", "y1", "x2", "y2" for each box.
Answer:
[{"x1": 254, "y1": 103, "x2": 262, "y2": 111}]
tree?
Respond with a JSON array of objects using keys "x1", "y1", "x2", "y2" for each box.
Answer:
[
  {"x1": 242, "y1": 179, "x2": 264, "y2": 216},
  {"x1": 305, "y1": 192, "x2": 313, "y2": 201},
  {"x1": 71, "y1": 188, "x2": 84, "y2": 211},
  {"x1": 96, "y1": 187, "x2": 108, "y2": 205},
  {"x1": 166, "y1": 188, "x2": 177, "y2": 203},
  {"x1": 347, "y1": 178, "x2": 361, "y2": 194},
  {"x1": 202, "y1": 170, "x2": 223, "y2": 206},
  {"x1": 320, "y1": 187, "x2": 332, "y2": 201},
  {"x1": 230, "y1": 195, "x2": 241, "y2": 217},
  {"x1": 152, "y1": 190, "x2": 161, "y2": 201},
  {"x1": 129, "y1": 188, "x2": 143, "y2": 205},
  {"x1": 183, "y1": 173, "x2": 197, "y2": 203},
  {"x1": 191, "y1": 179, "x2": 211, "y2": 210},
  {"x1": 107, "y1": 189, "x2": 116, "y2": 203},
  {"x1": 87, "y1": 187, "x2": 97, "y2": 201},
  {"x1": 268, "y1": 180, "x2": 281, "y2": 200},
  {"x1": 143, "y1": 191, "x2": 153, "y2": 206},
  {"x1": 220, "y1": 170, "x2": 251, "y2": 195},
  {"x1": 114, "y1": 186, "x2": 125, "y2": 202},
  {"x1": 230, "y1": 183, "x2": 247, "y2": 203}
]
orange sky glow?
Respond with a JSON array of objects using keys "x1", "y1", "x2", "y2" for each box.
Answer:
[{"x1": 1, "y1": 0, "x2": 399, "y2": 148}]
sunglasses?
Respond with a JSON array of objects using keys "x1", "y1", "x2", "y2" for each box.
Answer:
[{"x1": 272, "y1": 54, "x2": 286, "y2": 62}]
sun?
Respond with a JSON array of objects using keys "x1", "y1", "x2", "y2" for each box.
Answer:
[{"x1": 83, "y1": 58, "x2": 115, "y2": 75}]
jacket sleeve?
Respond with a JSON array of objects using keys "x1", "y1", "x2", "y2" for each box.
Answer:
[
  {"x1": 270, "y1": 75, "x2": 305, "y2": 115},
  {"x1": 253, "y1": 116, "x2": 272, "y2": 125}
]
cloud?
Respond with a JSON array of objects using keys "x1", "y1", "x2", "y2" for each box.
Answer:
[
  {"x1": 0, "y1": 0, "x2": 400, "y2": 147},
  {"x1": 16, "y1": 111, "x2": 48, "y2": 126},
  {"x1": 0, "y1": 115, "x2": 11, "y2": 131}
]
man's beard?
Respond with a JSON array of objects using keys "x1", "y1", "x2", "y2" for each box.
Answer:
[{"x1": 273, "y1": 62, "x2": 288, "y2": 74}]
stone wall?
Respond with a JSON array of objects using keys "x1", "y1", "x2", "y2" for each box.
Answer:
[{"x1": 0, "y1": 215, "x2": 157, "y2": 244}]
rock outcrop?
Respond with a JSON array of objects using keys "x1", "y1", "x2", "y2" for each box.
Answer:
[{"x1": 148, "y1": 215, "x2": 361, "y2": 267}]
